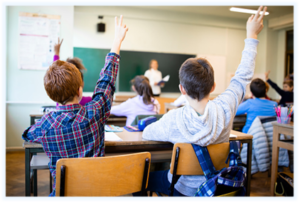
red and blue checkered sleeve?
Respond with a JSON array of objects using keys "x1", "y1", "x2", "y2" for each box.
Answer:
[
  {"x1": 22, "y1": 121, "x2": 45, "y2": 143},
  {"x1": 88, "y1": 52, "x2": 120, "y2": 123}
]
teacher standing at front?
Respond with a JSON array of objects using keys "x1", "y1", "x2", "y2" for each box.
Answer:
[{"x1": 144, "y1": 59, "x2": 163, "y2": 97}]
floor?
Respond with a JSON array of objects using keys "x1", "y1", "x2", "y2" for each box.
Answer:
[{"x1": 5, "y1": 150, "x2": 290, "y2": 197}]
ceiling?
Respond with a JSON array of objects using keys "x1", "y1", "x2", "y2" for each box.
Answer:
[{"x1": 134, "y1": 6, "x2": 293, "y2": 20}]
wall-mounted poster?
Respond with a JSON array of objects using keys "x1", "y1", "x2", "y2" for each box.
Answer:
[{"x1": 18, "y1": 12, "x2": 60, "y2": 70}]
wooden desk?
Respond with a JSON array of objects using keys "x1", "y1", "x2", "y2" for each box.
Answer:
[
  {"x1": 270, "y1": 122, "x2": 294, "y2": 196},
  {"x1": 30, "y1": 112, "x2": 127, "y2": 126},
  {"x1": 23, "y1": 129, "x2": 253, "y2": 196}
]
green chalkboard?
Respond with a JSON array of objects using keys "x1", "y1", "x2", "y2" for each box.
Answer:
[
  {"x1": 74, "y1": 47, "x2": 196, "y2": 92},
  {"x1": 73, "y1": 47, "x2": 111, "y2": 92}
]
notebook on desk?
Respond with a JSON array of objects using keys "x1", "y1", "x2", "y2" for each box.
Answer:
[{"x1": 229, "y1": 134, "x2": 237, "y2": 139}]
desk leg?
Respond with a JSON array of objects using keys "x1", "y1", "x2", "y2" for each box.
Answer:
[
  {"x1": 270, "y1": 126, "x2": 279, "y2": 196},
  {"x1": 246, "y1": 139, "x2": 252, "y2": 196},
  {"x1": 33, "y1": 169, "x2": 37, "y2": 196},
  {"x1": 25, "y1": 148, "x2": 31, "y2": 196}
]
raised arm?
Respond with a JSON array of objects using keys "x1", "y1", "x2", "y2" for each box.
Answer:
[
  {"x1": 87, "y1": 15, "x2": 128, "y2": 123},
  {"x1": 214, "y1": 6, "x2": 267, "y2": 115},
  {"x1": 267, "y1": 78, "x2": 285, "y2": 96},
  {"x1": 53, "y1": 38, "x2": 63, "y2": 61},
  {"x1": 265, "y1": 70, "x2": 285, "y2": 96}
]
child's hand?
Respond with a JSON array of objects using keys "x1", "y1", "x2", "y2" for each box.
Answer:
[
  {"x1": 114, "y1": 15, "x2": 128, "y2": 43},
  {"x1": 246, "y1": 6, "x2": 267, "y2": 39},
  {"x1": 265, "y1": 70, "x2": 270, "y2": 80},
  {"x1": 54, "y1": 38, "x2": 63, "y2": 56},
  {"x1": 111, "y1": 15, "x2": 128, "y2": 55}
]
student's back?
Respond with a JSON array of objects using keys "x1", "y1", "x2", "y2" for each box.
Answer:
[
  {"x1": 21, "y1": 16, "x2": 129, "y2": 196},
  {"x1": 236, "y1": 78, "x2": 277, "y2": 133},
  {"x1": 236, "y1": 98, "x2": 277, "y2": 133},
  {"x1": 141, "y1": 6, "x2": 268, "y2": 196},
  {"x1": 111, "y1": 75, "x2": 160, "y2": 126}
]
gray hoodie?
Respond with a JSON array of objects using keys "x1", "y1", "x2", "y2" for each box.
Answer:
[{"x1": 142, "y1": 38, "x2": 259, "y2": 196}]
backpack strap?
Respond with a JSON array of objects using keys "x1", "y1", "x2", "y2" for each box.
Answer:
[
  {"x1": 226, "y1": 141, "x2": 242, "y2": 166},
  {"x1": 192, "y1": 144, "x2": 219, "y2": 179}
]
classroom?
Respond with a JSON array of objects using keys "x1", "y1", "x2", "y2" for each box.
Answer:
[{"x1": 4, "y1": 4, "x2": 295, "y2": 198}]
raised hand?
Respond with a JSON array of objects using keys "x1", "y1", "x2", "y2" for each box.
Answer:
[
  {"x1": 265, "y1": 70, "x2": 270, "y2": 80},
  {"x1": 246, "y1": 6, "x2": 267, "y2": 39},
  {"x1": 54, "y1": 38, "x2": 63, "y2": 56},
  {"x1": 111, "y1": 15, "x2": 129, "y2": 54},
  {"x1": 114, "y1": 15, "x2": 128, "y2": 43}
]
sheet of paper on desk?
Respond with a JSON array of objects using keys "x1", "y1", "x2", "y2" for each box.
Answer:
[
  {"x1": 105, "y1": 132, "x2": 123, "y2": 141},
  {"x1": 229, "y1": 134, "x2": 237, "y2": 138}
]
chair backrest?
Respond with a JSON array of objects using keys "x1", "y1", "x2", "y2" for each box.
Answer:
[
  {"x1": 56, "y1": 152, "x2": 151, "y2": 196},
  {"x1": 170, "y1": 143, "x2": 230, "y2": 175}
]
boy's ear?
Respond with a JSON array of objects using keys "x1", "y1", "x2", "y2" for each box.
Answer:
[
  {"x1": 78, "y1": 86, "x2": 83, "y2": 99},
  {"x1": 210, "y1": 82, "x2": 216, "y2": 93},
  {"x1": 179, "y1": 84, "x2": 187, "y2": 95}
]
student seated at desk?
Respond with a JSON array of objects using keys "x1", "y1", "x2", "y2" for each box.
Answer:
[
  {"x1": 21, "y1": 16, "x2": 128, "y2": 196},
  {"x1": 171, "y1": 94, "x2": 189, "y2": 107},
  {"x1": 110, "y1": 75, "x2": 160, "y2": 126},
  {"x1": 236, "y1": 78, "x2": 277, "y2": 134},
  {"x1": 53, "y1": 38, "x2": 92, "y2": 107},
  {"x1": 141, "y1": 6, "x2": 267, "y2": 196},
  {"x1": 265, "y1": 70, "x2": 293, "y2": 106}
]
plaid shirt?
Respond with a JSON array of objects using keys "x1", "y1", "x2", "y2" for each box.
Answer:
[{"x1": 22, "y1": 53, "x2": 120, "y2": 196}]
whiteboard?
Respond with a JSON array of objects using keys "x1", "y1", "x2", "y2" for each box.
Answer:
[
  {"x1": 196, "y1": 54, "x2": 226, "y2": 94},
  {"x1": 18, "y1": 12, "x2": 61, "y2": 70}
]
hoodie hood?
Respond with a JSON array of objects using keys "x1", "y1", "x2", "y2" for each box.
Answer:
[{"x1": 176, "y1": 101, "x2": 226, "y2": 145}]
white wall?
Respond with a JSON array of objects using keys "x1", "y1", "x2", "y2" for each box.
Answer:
[
  {"x1": 73, "y1": 7, "x2": 289, "y2": 97},
  {"x1": 7, "y1": 6, "x2": 74, "y2": 103},
  {"x1": 74, "y1": 7, "x2": 248, "y2": 79},
  {"x1": 6, "y1": 6, "x2": 290, "y2": 148},
  {"x1": 6, "y1": 6, "x2": 74, "y2": 148}
]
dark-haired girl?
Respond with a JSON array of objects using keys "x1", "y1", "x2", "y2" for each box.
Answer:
[{"x1": 111, "y1": 75, "x2": 160, "y2": 126}]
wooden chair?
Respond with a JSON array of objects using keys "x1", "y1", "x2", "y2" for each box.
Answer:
[
  {"x1": 169, "y1": 143, "x2": 232, "y2": 196},
  {"x1": 55, "y1": 152, "x2": 151, "y2": 196}
]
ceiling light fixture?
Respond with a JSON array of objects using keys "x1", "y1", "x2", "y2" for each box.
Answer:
[{"x1": 230, "y1": 7, "x2": 269, "y2": 15}]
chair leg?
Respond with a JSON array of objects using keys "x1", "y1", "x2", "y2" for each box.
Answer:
[
  {"x1": 33, "y1": 169, "x2": 37, "y2": 196},
  {"x1": 141, "y1": 158, "x2": 150, "y2": 196},
  {"x1": 50, "y1": 171, "x2": 53, "y2": 193},
  {"x1": 170, "y1": 147, "x2": 180, "y2": 196}
]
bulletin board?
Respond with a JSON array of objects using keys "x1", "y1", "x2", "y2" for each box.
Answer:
[{"x1": 18, "y1": 12, "x2": 61, "y2": 70}]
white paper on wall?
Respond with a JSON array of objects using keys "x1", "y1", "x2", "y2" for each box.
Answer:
[
  {"x1": 196, "y1": 54, "x2": 226, "y2": 94},
  {"x1": 18, "y1": 12, "x2": 61, "y2": 70}
]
